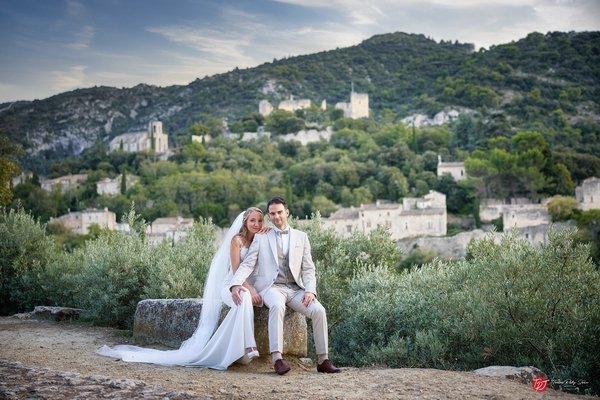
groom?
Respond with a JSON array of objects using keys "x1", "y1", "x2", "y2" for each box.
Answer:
[{"x1": 230, "y1": 196, "x2": 340, "y2": 375}]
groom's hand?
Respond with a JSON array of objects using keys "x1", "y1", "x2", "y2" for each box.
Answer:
[
  {"x1": 302, "y1": 292, "x2": 316, "y2": 307},
  {"x1": 230, "y1": 285, "x2": 245, "y2": 305},
  {"x1": 248, "y1": 287, "x2": 263, "y2": 306}
]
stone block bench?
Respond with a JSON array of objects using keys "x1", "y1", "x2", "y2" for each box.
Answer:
[{"x1": 132, "y1": 299, "x2": 307, "y2": 357}]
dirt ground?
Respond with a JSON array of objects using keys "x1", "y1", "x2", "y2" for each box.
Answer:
[{"x1": 0, "y1": 316, "x2": 594, "y2": 399}]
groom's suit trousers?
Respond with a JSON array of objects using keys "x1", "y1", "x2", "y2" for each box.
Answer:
[{"x1": 262, "y1": 284, "x2": 328, "y2": 355}]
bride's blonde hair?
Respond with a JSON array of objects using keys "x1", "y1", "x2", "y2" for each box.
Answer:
[{"x1": 237, "y1": 207, "x2": 263, "y2": 240}]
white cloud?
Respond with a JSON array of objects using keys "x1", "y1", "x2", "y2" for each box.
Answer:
[
  {"x1": 148, "y1": 25, "x2": 256, "y2": 68},
  {"x1": 66, "y1": 0, "x2": 85, "y2": 18},
  {"x1": 50, "y1": 65, "x2": 87, "y2": 91},
  {"x1": 270, "y1": 0, "x2": 600, "y2": 48},
  {"x1": 67, "y1": 25, "x2": 94, "y2": 50}
]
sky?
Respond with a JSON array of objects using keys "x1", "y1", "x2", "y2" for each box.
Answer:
[{"x1": 1, "y1": 0, "x2": 599, "y2": 104}]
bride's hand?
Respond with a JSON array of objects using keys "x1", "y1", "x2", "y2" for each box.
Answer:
[
  {"x1": 257, "y1": 226, "x2": 271, "y2": 234},
  {"x1": 230, "y1": 285, "x2": 246, "y2": 305}
]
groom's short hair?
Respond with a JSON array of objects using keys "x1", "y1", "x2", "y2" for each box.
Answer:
[{"x1": 267, "y1": 196, "x2": 287, "y2": 210}]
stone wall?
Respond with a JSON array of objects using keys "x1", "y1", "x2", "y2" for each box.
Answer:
[
  {"x1": 397, "y1": 229, "x2": 489, "y2": 260},
  {"x1": 397, "y1": 222, "x2": 575, "y2": 260},
  {"x1": 132, "y1": 299, "x2": 307, "y2": 357},
  {"x1": 503, "y1": 206, "x2": 550, "y2": 229}
]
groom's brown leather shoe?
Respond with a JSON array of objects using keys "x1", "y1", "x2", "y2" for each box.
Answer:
[
  {"x1": 274, "y1": 359, "x2": 291, "y2": 375},
  {"x1": 317, "y1": 359, "x2": 341, "y2": 373}
]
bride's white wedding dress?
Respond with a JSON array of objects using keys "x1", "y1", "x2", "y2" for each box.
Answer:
[{"x1": 96, "y1": 213, "x2": 258, "y2": 370}]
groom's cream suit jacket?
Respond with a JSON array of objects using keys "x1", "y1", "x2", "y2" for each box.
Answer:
[{"x1": 230, "y1": 228, "x2": 317, "y2": 297}]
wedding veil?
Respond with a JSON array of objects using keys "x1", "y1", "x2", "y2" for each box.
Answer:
[
  {"x1": 179, "y1": 211, "x2": 244, "y2": 351},
  {"x1": 96, "y1": 211, "x2": 245, "y2": 365}
]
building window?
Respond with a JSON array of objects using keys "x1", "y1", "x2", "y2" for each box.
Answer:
[
  {"x1": 366, "y1": 221, "x2": 371, "y2": 228},
  {"x1": 404, "y1": 222, "x2": 408, "y2": 230},
  {"x1": 346, "y1": 225, "x2": 352, "y2": 233}
]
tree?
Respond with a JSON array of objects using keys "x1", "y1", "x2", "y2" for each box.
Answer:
[
  {"x1": 311, "y1": 195, "x2": 337, "y2": 217},
  {"x1": 0, "y1": 129, "x2": 24, "y2": 206},
  {"x1": 189, "y1": 122, "x2": 210, "y2": 137},
  {"x1": 435, "y1": 175, "x2": 478, "y2": 216},
  {"x1": 120, "y1": 171, "x2": 127, "y2": 195},
  {"x1": 11, "y1": 182, "x2": 54, "y2": 221},
  {"x1": 352, "y1": 187, "x2": 373, "y2": 206},
  {"x1": 546, "y1": 196, "x2": 578, "y2": 221},
  {"x1": 182, "y1": 142, "x2": 206, "y2": 166},
  {"x1": 265, "y1": 109, "x2": 305, "y2": 135},
  {"x1": 574, "y1": 209, "x2": 600, "y2": 265},
  {"x1": 376, "y1": 166, "x2": 408, "y2": 201},
  {"x1": 550, "y1": 163, "x2": 575, "y2": 195},
  {"x1": 451, "y1": 114, "x2": 482, "y2": 151}
]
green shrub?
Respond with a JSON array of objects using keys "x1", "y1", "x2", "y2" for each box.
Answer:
[
  {"x1": 40, "y1": 250, "x2": 81, "y2": 308},
  {"x1": 0, "y1": 208, "x2": 59, "y2": 315},
  {"x1": 70, "y1": 229, "x2": 151, "y2": 329},
  {"x1": 398, "y1": 246, "x2": 436, "y2": 271},
  {"x1": 143, "y1": 218, "x2": 216, "y2": 299},
  {"x1": 329, "y1": 228, "x2": 600, "y2": 394},
  {"x1": 464, "y1": 228, "x2": 600, "y2": 392},
  {"x1": 70, "y1": 213, "x2": 217, "y2": 329},
  {"x1": 546, "y1": 195, "x2": 579, "y2": 221},
  {"x1": 302, "y1": 214, "x2": 402, "y2": 327},
  {"x1": 574, "y1": 209, "x2": 600, "y2": 266},
  {"x1": 2, "y1": 204, "x2": 219, "y2": 328}
]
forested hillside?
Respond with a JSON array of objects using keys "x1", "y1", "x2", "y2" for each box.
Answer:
[{"x1": 1, "y1": 31, "x2": 599, "y2": 172}]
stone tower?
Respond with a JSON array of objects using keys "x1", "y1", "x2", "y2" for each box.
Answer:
[
  {"x1": 149, "y1": 121, "x2": 168, "y2": 153},
  {"x1": 350, "y1": 92, "x2": 369, "y2": 119}
]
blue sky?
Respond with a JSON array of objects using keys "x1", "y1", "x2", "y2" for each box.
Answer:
[{"x1": 1, "y1": 0, "x2": 599, "y2": 103}]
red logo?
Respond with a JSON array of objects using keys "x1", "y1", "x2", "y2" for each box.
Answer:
[{"x1": 531, "y1": 377, "x2": 548, "y2": 392}]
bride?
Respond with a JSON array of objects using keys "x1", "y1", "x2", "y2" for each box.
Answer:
[{"x1": 97, "y1": 207, "x2": 265, "y2": 369}]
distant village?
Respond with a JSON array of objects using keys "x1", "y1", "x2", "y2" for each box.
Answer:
[{"x1": 16, "y1": 93, "x2": 600, "y2": 258}]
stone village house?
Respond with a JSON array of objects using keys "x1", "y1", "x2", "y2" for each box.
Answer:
[
  {"x1": 437, "y1": 155, "x2": 467, "y2": 181},
  {"x1": 147, "y1": 216, "x2": 194, "y2": 246},
  {"x1": 321, "y1": 191, "x2": 447, "y2": 240},
  {"x1": 576, "y1": 177, "x2": 600, "y2": 211},
  {"x1": 96, "y1": 174, "x2": 139, "y2": 196},
  {"x1": 40, "y1": 173, "x2": 88, "y2": 193},
  {"x1": 49, "y1": 208, "x2": 116, "y2": 234}
]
